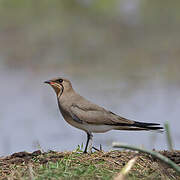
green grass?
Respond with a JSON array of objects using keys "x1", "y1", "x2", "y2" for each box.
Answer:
[
  {"x1": 0, "y1": 149, "x2": 179, "y2": 179},
  {"x1": 34, "y1": 152, "x2": 115, "y2": 180},
  {"x1": 37, "y1": 161, "x2": 113, "y2": 179}
]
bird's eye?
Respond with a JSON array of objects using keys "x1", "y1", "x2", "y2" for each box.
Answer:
[{"x1": 59, "y1": 79, "x2": 63, "y2": 83}]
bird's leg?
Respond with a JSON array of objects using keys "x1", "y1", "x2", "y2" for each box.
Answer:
[
  {"x1": 100, "y1": 144, "x2": 102, "y2": 151},
  {"x1": 83, "y1": 132, "x2": 93, "y2": 153},
  {"x1": 88, "y1": 134, "x2": 93, "y2": 153}
]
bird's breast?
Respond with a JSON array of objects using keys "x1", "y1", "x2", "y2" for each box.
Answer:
[{"x1": 57, "y1": 100, "x2": 84, "y2": 129}]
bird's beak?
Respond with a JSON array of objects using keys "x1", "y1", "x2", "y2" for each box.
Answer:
[{"x1": 44, "y1": 80, "x2": 51, "y2": 84}]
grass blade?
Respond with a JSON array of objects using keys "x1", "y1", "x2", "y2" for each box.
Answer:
[
  {"x1": 164, "y1": 122, "x2": 173, "y2": 151},
  {"x1": 112, "y1": 143, "x2": 180, "y2": 175}
]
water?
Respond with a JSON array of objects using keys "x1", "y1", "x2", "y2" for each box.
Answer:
[{"x1": 0, "y1": 66, "x2": 179, "y2": 156}]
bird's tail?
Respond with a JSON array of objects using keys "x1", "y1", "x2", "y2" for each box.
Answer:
[
  {"x1": 114, "y1": 121, "x2": 163, "y2": 131},
  {"x1": 133, "y1": 121, "x2": 163, "y2": 130}
]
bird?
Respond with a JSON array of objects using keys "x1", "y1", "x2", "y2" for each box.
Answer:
[{"x1": 44, "y1": 77, "x2": 163, "y2": 153}]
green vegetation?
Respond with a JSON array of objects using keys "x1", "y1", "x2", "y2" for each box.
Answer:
[
  {"x1": 1, "y1": 148, "x2": 179, "y2": 179},
  {"x1": 165, "y1": 122, "x2": 174, "y2": 151}
]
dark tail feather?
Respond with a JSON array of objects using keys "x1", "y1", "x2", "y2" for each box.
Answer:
[
  {"x1": 111, "y1": 119, "x2": 163, "y2": 131},
  {"x1": 133, "y1": 121, "x2": 163, "y2": 130}
]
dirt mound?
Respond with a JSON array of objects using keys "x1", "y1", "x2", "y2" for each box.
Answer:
[{"x1": 0, "y1": 150, "x2": 179, "y2": 179}]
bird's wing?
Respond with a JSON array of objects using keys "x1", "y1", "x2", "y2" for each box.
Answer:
[{"x1": 70, "y1": 102, "x2": 134, "y2": 125}]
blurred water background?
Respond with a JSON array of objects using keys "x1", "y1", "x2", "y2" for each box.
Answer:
[{"x1": 0, "y1": 0, "x2": 180, "y2": 156}]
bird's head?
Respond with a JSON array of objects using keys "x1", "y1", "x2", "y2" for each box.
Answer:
[{"x1": 44, "y1": 78, "x2": 73, "y2": 98}]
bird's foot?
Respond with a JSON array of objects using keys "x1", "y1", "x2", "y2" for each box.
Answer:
[
  {"x1": 92, "y1": 144, "x2": 103, "y2": 152},
  {"x1": 83, "y1": 149, "x2": 92, "y2": 154},
  {"x1": 83, "y1": 145, "x2": 102, "y2": 153}
]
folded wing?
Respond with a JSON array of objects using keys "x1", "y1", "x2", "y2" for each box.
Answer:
[{"x1": 70, "y1": 102, "x2": 163, "y2": 131}]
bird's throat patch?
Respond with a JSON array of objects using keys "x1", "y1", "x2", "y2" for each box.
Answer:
[{"x1": 58, "y1": 84, "x2": 64, "y2": 98}]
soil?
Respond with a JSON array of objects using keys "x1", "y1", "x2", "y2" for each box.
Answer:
[{"x1": 0, "y1": 150, "x2": 180, "y2": 179}]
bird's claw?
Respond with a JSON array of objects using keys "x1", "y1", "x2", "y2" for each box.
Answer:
[{"x1": 92, "y1": 144, "x2": 103, "y2": 152}]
